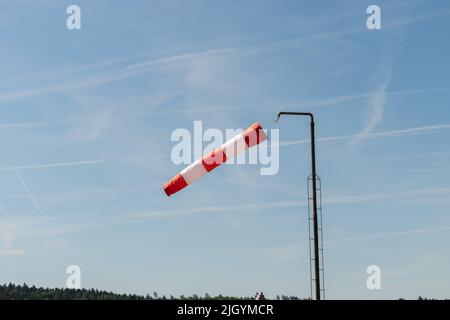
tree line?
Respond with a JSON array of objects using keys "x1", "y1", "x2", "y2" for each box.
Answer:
[{"x1": 0, "y1": 283, "x2": 303, "y2": 300}]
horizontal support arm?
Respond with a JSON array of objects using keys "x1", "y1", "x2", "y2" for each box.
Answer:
[{"x1": 276, "y1": 112, "x2": 314, "y2": 123}]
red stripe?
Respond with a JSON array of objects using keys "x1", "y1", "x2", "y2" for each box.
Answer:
[
  {"x1": 242, "y1": 122, "x2": 267, "y2": 148},
  {"x1": 202, "y1": 147, "x2": 227, "y2": 172},
  {"x1": 163, "y1": 173, "x2": 188, "y2": 196}
]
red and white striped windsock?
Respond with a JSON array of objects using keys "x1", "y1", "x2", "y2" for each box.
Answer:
[{"x1": 163, "y1": 122, "x2": 267, "y2": 196}]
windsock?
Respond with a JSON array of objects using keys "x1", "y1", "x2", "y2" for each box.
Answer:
[{"x1": 163, "y1": 122, "x2": 267, "y2": 196}]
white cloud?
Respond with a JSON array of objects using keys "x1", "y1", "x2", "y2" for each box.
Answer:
[
  {"x1": 69, "y1": 111, "x2": 111, "y2": 141},
  {"x1": 351, "y1": 32, "x2": 405, "y2": 146}
]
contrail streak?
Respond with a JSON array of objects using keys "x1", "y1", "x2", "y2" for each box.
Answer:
[
  {"x1": 12, "y1": 166, "x2": 53, "y2": 230},
  {"x1": 0, "y1": 249, "x2": 26, "y2": 256},
  {"x1": 13, "y1": 167, "x2": 42, "y2": 213},
  {"x1": 0, "y1": 160, "x2": 105, "y2": 171},
  {"x1": 278, "y1": 123, "x2": 450, "y2": 147},
  {"x1": 326, "y1": 226, "x2": 450, "y2": 244}
]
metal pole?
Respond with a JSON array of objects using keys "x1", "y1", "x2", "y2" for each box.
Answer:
[
  {"x1": 309, "y1": 119, "x2": 321, "y2": 301},
  {"x1": 276, "y1": 112, "x2": 321, "y2": 300}
]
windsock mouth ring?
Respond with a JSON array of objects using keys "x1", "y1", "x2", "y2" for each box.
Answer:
[{"x1": 243, "y1": 122, "x2": 267, "y2": 148}]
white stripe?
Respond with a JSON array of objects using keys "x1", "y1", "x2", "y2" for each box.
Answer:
[
  {"x1": 180, "y1": 159, "x2": 208, "y2": 185},
  {"x1": 222, "y1": 133, "x2": 247, "y2": 159}
]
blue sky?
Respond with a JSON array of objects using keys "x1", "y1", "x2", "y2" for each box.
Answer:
[{"x1": 1, "y1": 0, "x2": 450, "y2": 299}]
